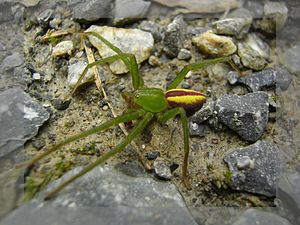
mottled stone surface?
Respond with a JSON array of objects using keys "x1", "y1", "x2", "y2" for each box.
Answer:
[
  {"x1": 280, "y1": 43, "x2": 300, "y2": 76},
  {"x1": 237, "y1": 34, "x2": 270, "y2": 70},
  {"x1": 1, "y1": 166, "x2": 198, "y2": 225},
  {"x1": 215, "y1": 92, "x2": 269, "y2": 142},
  {"x1": 232, "y1": 209, "x2": 291, "y2": 225},
  {"x1": 0, "y1": 88, "x2": 49, "y2": 158},
  {"x1": 224, "y1": 141, "x2": 280, "y2": 197},
  {"x1": 162, "y1": 16, "x2": 187, "y2": 58},
  {"x1": 68, "y1": 0, "x2": 113, "y2": 21},
  {"x1": 86, "y1": 25, "x2": 154, "y2": 74},
  {"x1": 192, "y1": 31, "x2": 237, "y2": 57}
]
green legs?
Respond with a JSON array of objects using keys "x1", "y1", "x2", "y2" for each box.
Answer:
[
  {"x1": 167, "y1": 56, "x2": 237, "y2": 90},
  {"x1": 19, "y1": 110, "x2": 146, "y2": 170},
  {"x1": 44, "y1": 111, "x2": 153, "y2": 200},
  {"x1": 157, "y1": 107, "x2": 189, "y2": 181}
]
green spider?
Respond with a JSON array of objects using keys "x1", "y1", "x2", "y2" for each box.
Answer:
[{"x1": 22, "y1": 31, "x2": 234, "y2": 200}]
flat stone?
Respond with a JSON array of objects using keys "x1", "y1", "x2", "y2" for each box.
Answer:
[
  {"x1": 162, "y1": 16, "x2": 187, "y2": 58},
  {"x1": 1, "y1": 166, "x2": 198, "y2": 225},
  {"x1": 212, "y1": 17, "x2": 252, "y2": 39},
  {"x1": 52, "y1": 40, "x2": 74, "y2": 57},
  {"x1": 230, "y1": 68, "x2": 292, "y2": 92},
  {"x1": 138, "y1": 20, "x2": 162, "y2": 42},
  {"x1": 67, "y1": 59, "x2": 95, "y2": 88},
  {"x1": 153, "y1": 157, "x2": 172, "y2": 180},
  {"x1": 0, "y1": 88, "x2": 49, "y2": 158},
  {"x1": 191, "y1": 101, "x2": 215, "y2": 123},
  {"x1": 0, "y1": 52, "x2": 24, "y2": 71},
  {"x1": 237, "y1": 33, "x2": 270, "y2": 70},
  {"x1": 232, "y1": 209, "x2": 292, "y2": 225},
  {"x1": 68, "y1": 0, "x2": 113, "y2": 22},
  {"x1": 86, "y1": 25, "x2": 154, "y2": 74},
  {"x1": 192, "y1": 31, "x2": 237, "y2": 57},
  {"x1": 215, "y1": 92, "x2": 269, "y2": 142},
  {"x1": 224, "y1": 141, "x2": 280, "y2": 197},
  {"x1": 0, "y1": 2, "x2": 14, "y2": 22},
  {"x1": 113, "y1": 0, "x2": 151, "y2": 25}
]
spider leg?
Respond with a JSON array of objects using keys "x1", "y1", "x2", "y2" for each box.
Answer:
[
  {"x1": 44, "y1": 111, "x2": 153, "y2": 200},
  {"x1": 16, "y1": 109, "x2": 146, "y2": 170},
  {"x1": 156, "y1": 108, "x2": 190, "y2": 185},
  {"x1": 167, "y1": 57, "x2": 237, "y2": 90}
]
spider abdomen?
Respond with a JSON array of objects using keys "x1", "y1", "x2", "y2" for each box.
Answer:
[{"x1": 165, "y1": 88, "x2": 206, "y2": 110}]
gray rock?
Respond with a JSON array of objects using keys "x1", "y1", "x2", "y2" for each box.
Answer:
[
  {"x1": 86, "y1": 25, "x2": 154, "y2": 74},
  {"x1": 1, "y1": 166, "x2": 198, "y2": 225},
  {"x1": 257, "y1": 1, "x2": 288, "y2": 34},
  {"x1": 68, "y1": 0, "x2": 113, "y2": 22},
  {"x1": 189, "y1": 122, "x2": 206, "y2": 137},
  {"x1": 228, "y1": 8, "x2": 253, "y2": 19},
  {"x1": 215, "y1": 92, "x2": 269, "y2": 142},
  {"x1": 224, "y1": 141, "x2": 280, "y2": 197},
  {"x1": 67, "y1": 59, "x2": 94, "y2": 88},
  {"x1": 153, "y1": 157, "x2": 172, "y2": 180},
  {"x1": 280, "y1": 43, "x2": 300, "y2": 76},
  {"x1": 177, "y1": 48, "x2": 191, "y2": 60},
  {"x1": 212, "y1": 17, "x2": 252, "y2": 39},
  {"x1": 278, "y1": 170, "x2": 300, "y2": 224},
  {"x1": 230, "y1": 68, "x2": 292, "y2": 92},
  {"x1": 0, "y1": 2, "x2": 14, "y2": 22},
  {"x1": 232, "y1": 209, "x2": 291, "y2": 225},
  {"x1": 162, "y1": 15, "x2": 187, "y2": 58},
  {"x1": 191, "y1": 101, "x2": 216, "y2": 123},
  {"x1": 138, "y1": 20, "x2": 162, "y2": 42},
  {"x1": 237, "y1": 33, "x2": 270, "y2": 70},
  {"x1": 244, "y1": 1, "x2": 264, "y2": 18},
  {"x1": 0, "y1": 52, "x2": 24, "y2": 71},
  {"x1": 0, "y1": 88, "x2": 49, "y2": 158},
  {"x1": 113, "y1": 0, "x2": 151, "y2": 25},
  {"x1": 36, "y1": 8, "x2": 54, "y2": 24}
]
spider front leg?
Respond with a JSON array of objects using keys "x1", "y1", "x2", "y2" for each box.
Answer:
[{"x1": 156, "y1": 108, "x2": 190, "y2": 186}]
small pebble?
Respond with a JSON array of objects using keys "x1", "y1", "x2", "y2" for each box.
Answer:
[
  {"x1": 52, "y1": 40, "x2": 74, "y2": 57},
  {"x1": 153, "y1": 157, "x2": 172, "y2": 180},
  {"x1": 148, "y1": 55, "x2": 160, "y2": 66},
  {"x1": 102, "y1": 105, "x2": 109, "y2": 111},
  {"x1": 51, "y1": 98, "x2": 71, "y2": 110},
  {"x1": 32, "y1": 72, "x2": 41, "y2": 80},
  {"x1": 177, "y1": 48, "x2": 191, "y2": 60},
  {"x1": 145, "y1": 151, "x2": 160, "y2": 160},
  {"x1": 237, "y1": 156, "x2": 255, "y2": 170},
  {"x1": 32, "y1": 137, "x2": 46, "y2": 150}
]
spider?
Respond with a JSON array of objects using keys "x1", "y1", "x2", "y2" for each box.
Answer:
[{"x1": 21, "y1": 31, "x2": 234, "y2": 200}]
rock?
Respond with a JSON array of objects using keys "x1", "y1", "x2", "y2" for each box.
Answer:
[
  {"x1": 21, "y1": 0, "x2": 41, "y2": 7},
  {"x1": 0, "y1": 2, "x2": 14, "y2": 23},
  {"x1": 237, "y1": 33, "x2": 270, "y2": 70},
  {"x1": 145, "y1": 151, "x2": 160, "y2": 160},
  {"x1": 280, "y1": 43, "x2": 300, "y2": 76},
  {"x1": 153, "y1": 157, "x2": 172, "y2": 180},
  {"x1": 212, "y1": 17, "x2": 252, "y2": 39},
  {"x1": 31, "y1": 137, "x2": 46, "y2": 150},
  {"x1": 0, "y1": 52, "x2": 24, "y2": 71},
  {"x1": 68, "y1": 0, "x2": 113, "y2": 22},
  {"x1": 138, "y1": 20, "x2": 162, "y2": 42},
  {"x1": 192, "y1": 31, "x2": 237, "y2": 57},
  {"x1": 162, "y1": 16, "x2": 187, "y2": 58},
  {"x1": 86, "y1": 25, "x2": 154, "y2": 74},
  {"x1": 224, "y1": 141, "x2": 280, "y2": 197},
  {"x1": 51, "y1": 98, "x2": 71, "y2": 110},
  {"x1": 1, "y1": 166, "x2": 198, "y2": 225},
  {"x1": 232, "y1": 209, "x2": 292, "y2": 225},
  {"x1": 35, "y1": 8, "x2": 54, "y2": 24},
  {"x1": 189, "y1": 122, "x2": 206, "y2": 137},
  {"x1": 32, "y1": 72, "x2": 41, "y2": 80},
  {"x1": 177, "y1": 48, "x2": 191, "y2": 60},
  {"x1": 257, "y1": 1, "x2": 288, "y2": 34},
  {"x1": 67, "y1": 59, "x2": 94, "y2": 88},
  {"x1": 52, "y1": 41, "x2": 74, "y2": 57},
  {"x1": 215, "y1": 92, "x2": 269, "y2": 142},
  {"x1": 228, "y1": 68, "x2": 293, "y2": 92},
  {"x1": 278, "y1": 170, "x2": 300, "y2": 224},
  {"x1": 0, "y1": 88, "x2": 49, "y2": 158},
  {"x1": 228, "y1": 8, "x2": 253, "y2": 19},
  {"x1": 244, "y1": 1, "x2": 264, "y2": 18},
  {"x1": 113, "y1": 0, "x2": 151, "y2": 25},
  {"x1": 191, "y1": 101, "x2": 215, "y2": 124}
]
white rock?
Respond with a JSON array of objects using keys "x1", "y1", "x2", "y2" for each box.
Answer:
[
  {"x1": 52, "y1": 40, "x2": 74, "y2": 57},
  {"x1": 85, "y1": 25, "x2": 154, "y2": 74},
  {"x1": 67, "y1": 60, "x2": 94, "y2": 88}
]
